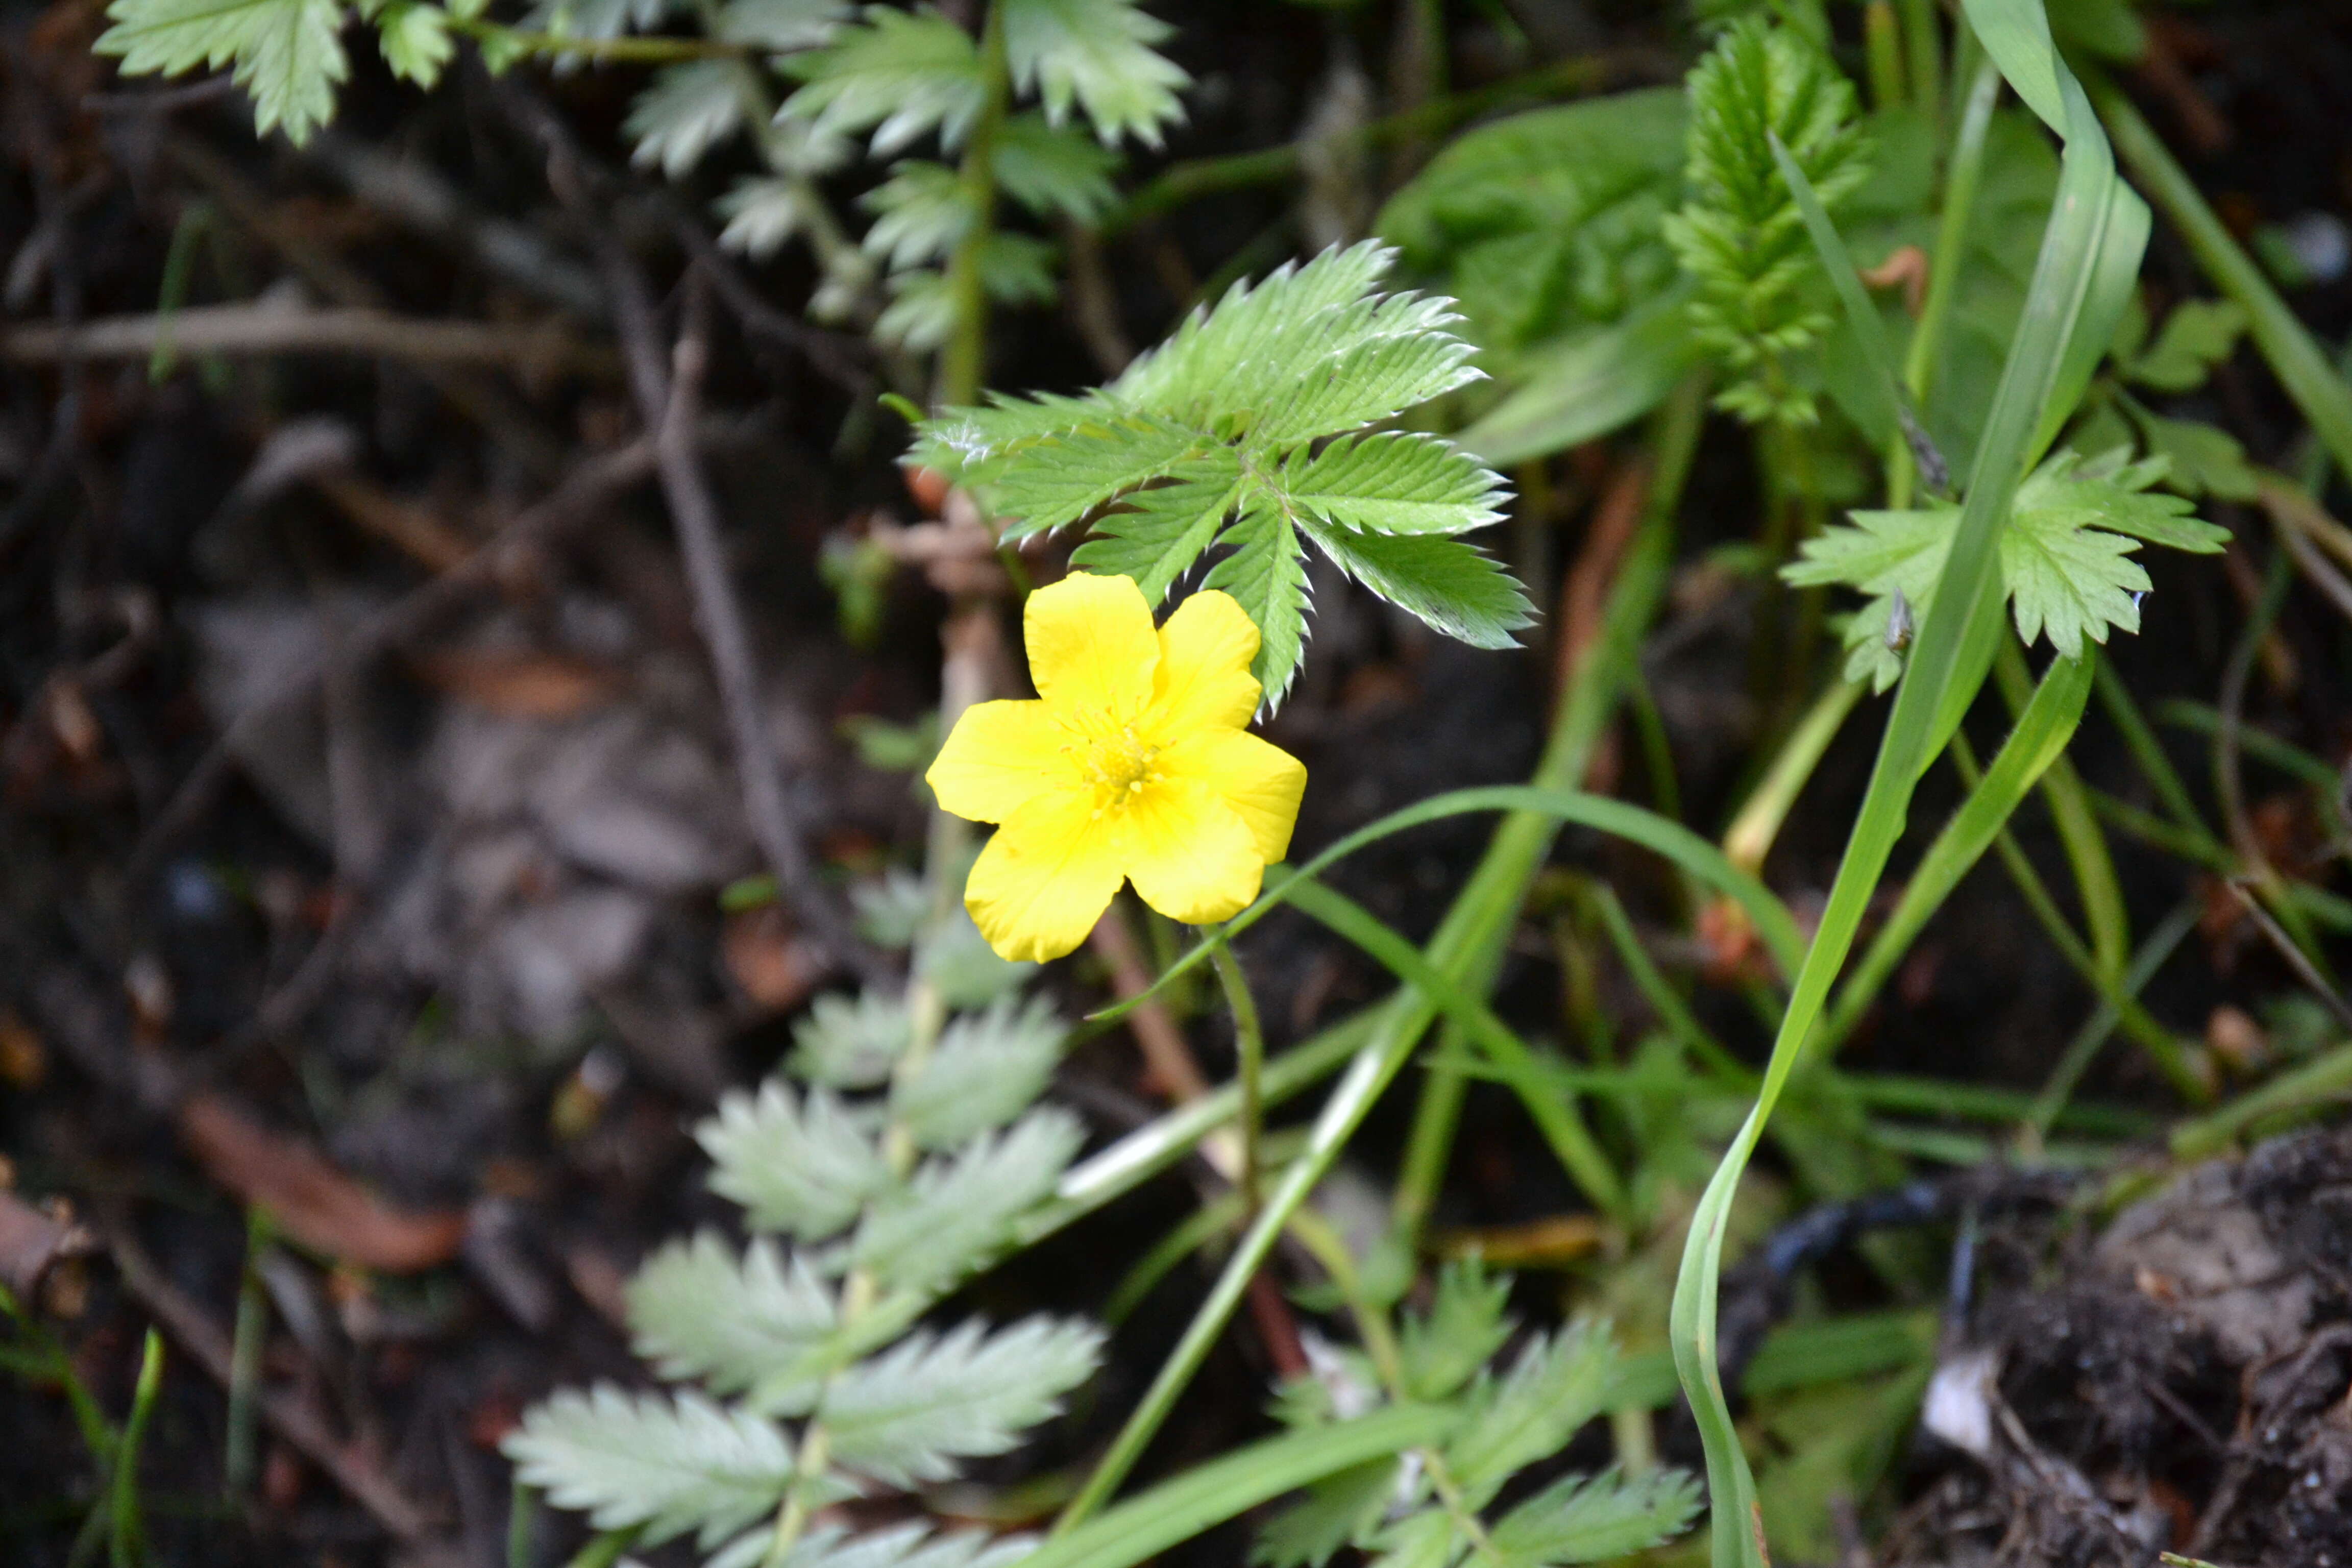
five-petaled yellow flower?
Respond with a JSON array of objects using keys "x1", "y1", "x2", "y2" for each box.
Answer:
[{"x1": 927, "y1": 573, "x2": 1308, "y2": 963}]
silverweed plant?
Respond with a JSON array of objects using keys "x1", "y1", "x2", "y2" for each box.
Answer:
[{"x1": 88, "y1": 0, "x2": 2352, "y2": 1563}]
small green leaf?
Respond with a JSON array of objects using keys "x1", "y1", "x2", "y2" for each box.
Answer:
[
  {"x1": 501, "y1": 1387, "x2": 794, "y2": 1548},
  {"x1": 782, "y1": 7, "x2": 986, "y2": 155},
  {"x1": 861, "y1": 160, "x2": 973, "y2": 271},
  {"x1": 627, "y1": 1233, "x2": 839, "y2": 1415},
  {"x1": 97, "y1": 0, "x2": 348, "y2": 144},
  {"x1": 1203, "y1": 500, "x2": 1309, "y2": 707},
  {"x1": 1068, "y1": 457, "x2": 1241, "y2": 601},
  {"x1": 376, "y1": 2, "x2": 453, "y2": 86},
  {"x1": 1281, "y1": 433, "x2": 1508, "y2": 537},
  {"x1": 1252, "y1": 1459, "x2": 1401, "y2": 1568},
  {"x1": 1000, "y1": 0, "x2": 1188, "y2": 148},
  {"x1": 627, "y1": 60, "x2": 758, "y2": 179},
  {"x1": 893, "y1": 993, "x2": 1067, "y2": 1148},
  {"x1": 714, "y1": 0, "x2": 843, "y2": 48},
  {"x1": 848, "y1": 1109, "x2": 1085, "y2": 1287},
  {"x1": 821, "y1": 1315, "x2": 1104, "y2": 1486},
  {"x1": 1398, "y1": 1261, "x2": 1513, "y2": 1402},
  {"x1": 992, "y1": 113, "x2": 1120, "y2": 223},
  {"x1": 1294, "y1": 519, "x2": 1532, "y2": 651},
  {"x1": 790, "y1": 990, "x2": 911, "y2": 1089},
  {"x1": 1487, "y1": 1467, "x2": 1703, "y2": 1566},
  {"x1": 2124, "y1": 298, "x2": 2246, "y2": 393},
  {"x1": 1443, "y1": 1321, "x2": 1617, "y2": 1503},
  {"x1": 698, "y1": 1080, "x2": 890, "y2": 1240},
  {"x1": 2130, "y1": 407, "x2": 2260, "y2": 501}
]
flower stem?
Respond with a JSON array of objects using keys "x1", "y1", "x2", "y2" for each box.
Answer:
[{"x1": 1207, "y1": 943, "x2": 1265, "y2": 1213}]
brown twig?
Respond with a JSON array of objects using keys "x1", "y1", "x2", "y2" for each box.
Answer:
[
  {"x1": 107, "y1": 1226, "x2": 449, "y2": 1549},
  {"x1": 667, "y1": 210, "x2": 873, "y2": 393},
  {"x1": 1088, "y1": 906, "x2": 1211, "y2": 1103},
  {"x1": 0, "y1": 302, "x2": 617, "y2": 377}
]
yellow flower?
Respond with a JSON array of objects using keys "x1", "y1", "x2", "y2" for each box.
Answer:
[{"x1": 926, "y1": 573, "x2": 1309, "y2": 963}]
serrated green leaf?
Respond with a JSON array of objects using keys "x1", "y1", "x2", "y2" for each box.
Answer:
[
  {"x1": 791, "y1": 989, "x2": 912, "y2": 1088},
  {"x1": 2129, "y1": 407, "x2": 2260, "y2": 501},
  {"x1": 993, "y1": 113, "x2": 1120, "y2": 223},
  {"x1": 986, "y1": 413, "x2": 1206, "y2": 542},
  {"x1": 718, "y1": 175, "x2": 823, "y2": 259},
  {"x1": 1249, "y1": 295, "x2": 1484, "y2": 445},
  {"x1": 98, "y1": 0, "x2": 348, "y2": 144},
  {"x1": 628, "y1": 1233, "x2": 838, "y2": 1415},
  {"x1": 2003, "y1": 501, "x2": 2148, "y2": 658},
  {"x1": 715, "y1": 0, "x2": 843, "y2": 48},
  {"x1": 862, "y1": 160, "x2": 973, "y2": 271},
  {"x1": 1203, "y1": 498, "x2": 1309, "y2": 707},
  {"x1": 1001, "y1": 0, "x2": 1188, "y2": 149},
  {"x1": 1251, "y1": 1458, "x2": 1400, "y2": 1568},
  {"x1": 628, "y1": 60, "x2": 758, "y2": 179},
  {"x1": 848, "y1": 1108, "x2": 1084, "y2": 1287},
  {"x1": 375, "y1": 2, "x2": 452, "y2": 86},
  {"x1": 1069, "y1": 455, "x2": 1242, "y2": 601},
  {"x1": 850, "y1": 870, "x2": 930, "y2": 948},
  {"x1": 893, "y1": 993, "x2": 1066, "y2": 1148},
  {"x1": 1365, "y1": 1508, "x2": 1457, "y2": 1568},
  {"x1": 1442, "y1": 1321, "x2": 1616, "y2": 1503},
  {"x1": 877, "y1": 236, "x2": 1056, "y2": 350},
  {"x1": 698, "y1": 1080, "x2": 890, "y2": 1239},
  {"x1": 1280, "y1": 433, "x2": 1507, "y2": 536},
  {"x1": 519, "y1": 0, "x2": 666, "y2": 40},
  {"x1": 1487, "y1": 1467, "x2": 1703, "y2": 1566},
  {"x1": 1398, "y1": 1261, "x2": 1513, "y2": 1403},
  {"x1": 782, "y1": 6, "x2": 986, "y2": 156},
  {"x1": 2125, "y1": 298, "x2": 2246, "y2": 392},
  {"x1": 501, "y1": 1387, "x2": 793, "y2": 1548},
  {"x1": 822, "y1": 1315, "x2": 1103, "y2": 1485},
  {"x1": 1294, "y1": 518, "x2": 1531, "y2": 651}
]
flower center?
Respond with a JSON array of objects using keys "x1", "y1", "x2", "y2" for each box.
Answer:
[{"x1": 1072, "y1": 724, "x2": 1163, "y2": 819}]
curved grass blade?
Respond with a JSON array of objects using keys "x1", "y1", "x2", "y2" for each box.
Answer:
[{"x1": 1086, "y1": 785, "x2": 1805, "y2": 1031}]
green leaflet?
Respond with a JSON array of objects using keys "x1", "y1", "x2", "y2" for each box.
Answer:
[
  {"x1": 1785, "y1": 447, "x2": 2228, "y2": 689},
  {"x1": 913, "y1": 242, "x2": 1531, "y2": 705}
]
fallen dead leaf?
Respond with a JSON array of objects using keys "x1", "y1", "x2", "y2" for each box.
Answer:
[
  {"x1": 723, "y1": 903, "x2": 820, "y2": 1014},
  {"x1": 408, "y1": 649, "x2": 622, "y2": 719},
  {"x1": 178, "y1": 1093, "x2": 468, "y2": 1273}
]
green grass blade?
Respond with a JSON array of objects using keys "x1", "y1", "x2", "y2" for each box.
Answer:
[
  {"x1": 1032, "y1": 1404, "x2": 1455, "y2": 1568},
  {"x1": 1283, "y1": 877, "x2": 1630, "y2": 1221},
  {"x1": 1670, "y1": 18, "x2": 2134, "y2": 1561},
  {"x1": 1770, "y1": 128, "x2": 1906, "y2": 447},
  {"x1": 1819, "y1": 648, "x2": 2093, "y2": 1049},
  {"x1": 1088, "y1": 785, "x2": 1805, "y2": 1030},
  {"x1": 108, "y1": 1330, "x2": 163, "y2": 1568}
]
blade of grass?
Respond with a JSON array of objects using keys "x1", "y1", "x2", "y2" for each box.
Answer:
[
  {"x1": 224, "y1": 1208, "x2": 270, "y2": 1499},
  {"x1": 2025, "y1": 895, "x2": 2201, "y2": 1141},
  {"x1": 1994, "y1": 641, "x2": 2127, "y2": 979},
  {"x1": 1671, "y1": 16, "x2": 2139, "y2": 1556},
  {"x1": 2092, "y1": 655, "x2": 2206, "y2": 832},
  {"x1": 1722, "y1": 675, "x2": 1866, "y2": 877},
  {"x1": 108, "y1": 1329, "x2": 163, "y2": 1568},
  {"x1": 1817, "y1": 648, "x2": 2094, "y2": 1051},
  {"x1": 1102, "y1": 1194, "x2": 1246, "y2": 1327},
  {"x1": 2171, "y1": 1041, "x2": 2352, "y2": 1161}
]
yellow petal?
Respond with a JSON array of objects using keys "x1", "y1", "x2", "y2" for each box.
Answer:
[
  {"x1": 963, "y1": 792, "x2": 1125, "y2": 962},
  {"x1": 1146, "y1": 589, "x2": 1261, "y2": 736},
  {"x1": 1120, "y1": 777, "x2": 1264, "y2": 926},
  {"x1": 1165, "y1": 727, "x2": 1306, "y2": 863},
  {"x1": 926, "y1": 699, "x2": 1075, "y2": 824},
  {"x1": 1025, "y1": 573, "x2": 1158, "y2": 719}
]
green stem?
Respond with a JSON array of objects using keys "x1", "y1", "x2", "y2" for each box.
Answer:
[
  {"x1": 224, "y1": 1208, "x2": 271, "y2": 1498},
  {"x1": 1995, "y1": 641, "x2": 2127, "y2": 978},
  {"x1": 1892, "y1": 47, "x2": 2001, "y2": 506},
  {"x1": 1052, "y1": 376, "x2": 1703, "y2": 1538},
  {"x1": 1722, "y1": 673, "x2": 1865, "y2": 877},
  {"x1": 1208, "y1": 944, "x2": 1266, "y2": 1213},
  {"x1": 936, "y1": 4, "x2": 1010, "y2": 408},
  {"x1": 1899, "y1": 0, "x2": 1943, "y2": 128},
  {"x1": 455, "y1": 17, "x2": 746, "y2": 60},
  {"x1": 2023, "y1": 895, "x2": 2200, "y2": 1142},
  {"x1": 2092, "y1": 655, "x2": 2205, "y2": 834},
  {"x1": 107, "y1": 1331, "x2": 163, "y2": 1568}
]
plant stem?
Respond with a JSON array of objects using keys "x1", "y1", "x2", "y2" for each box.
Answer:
[
  {"x1": 1891, "y1": 48, "x2": 2001, "y2": 506},
  {"x1": 456, "y1": 17, "x2": 746, "y2": 61},
  {"x1": 2023, "y1": 895, "x2": 2200, "y2": 1143},
  {"x1": 1208, "y1": 944, "x2": 1266, "y2": 1212},
  {"x1": 936, "y1": 4, "x2": 1010, "y2": 408},
  {"x1": 107, "y1": 1330, "x2": 162, "y2": 1568},
  {"x1": 1722, "y1": 674, "x2": 1865, "y2": 876},
  {"x1": 224, "y1": 1208, "x2": 270, "y2": 1499},
  {"x1": 1994, "y1": 641, "x2": 2127, "y2": 979}
]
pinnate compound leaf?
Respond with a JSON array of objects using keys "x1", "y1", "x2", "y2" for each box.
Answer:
[
  {"x1": 782, "y1": 7, "x2": 986, "y2": 156},
  {"x1": 1398, "y1": 1261, "x2": 1514, "y2": 1402},
  {"x1": 98, "y1": 0, "x2": 347, "y2": 144},
  {"x1": 1001, "y1": 0, "x2": 1188, "y2": 149},
  {"x1": 1442, "y1": 1321, "x2": 1618, "y2": 1503},
  {"x1": 627, "y1": 1234, "x2": 838, "y2": 1414},
  {"x1": 821, "y1": 1315, "x2": 1104, "y2": 1485},
  {"x1": 1294, "y1": 518, "x2": 1532, "y2": 650},
  {"x1": 848, "y1": 1108, "x2": 1085, "y2": 1287},
  {"x1": 1281, "y1": 433, "x2": 1507, "y2": 536},
  {"x1": 501, "y1": 1387, "x2": 792, "y2": 1548},
  {"x1": 1487, "y1": 1467, "x2": 1703, "y2": 1566},
  {"x1": 698, "y1": 1080, "x2": 889, "y2": 1239},
  {"x1": 791, "y1": 990, "x2": 911, "y2": 1089},
  {"x1": 985, "y1": 414, "x2": 1206, "y2": 543},
  {"x1": 861, "y1": 160, "x2": 972, "y2": 272},
  {"x1": 893, "y1": 993, "x2": 1067, "y2": 1148}
]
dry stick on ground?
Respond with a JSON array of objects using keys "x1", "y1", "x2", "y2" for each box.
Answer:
[
  {"x1": 0, "y1": 303, "x2": 618, "y2": 378},
  {"x1": 131, "y1": 436, "x2": 659, "y2": 884},
  {"x1": 511, "y1": 84, "x2": 863, "y2": 969},
  {"x1": 107, "y1": 1225, "x2": 448, "y2": 1550}
]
